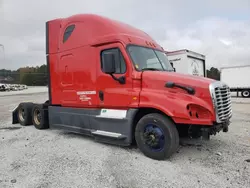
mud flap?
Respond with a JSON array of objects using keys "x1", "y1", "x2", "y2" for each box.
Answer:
[{"x1": 12, "y1": 106, "x2": 19, "y2": 124}]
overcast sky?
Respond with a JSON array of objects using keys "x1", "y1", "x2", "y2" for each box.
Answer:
[{"x1": 0, "y1": 0, "x2": 249, "y2": 70}]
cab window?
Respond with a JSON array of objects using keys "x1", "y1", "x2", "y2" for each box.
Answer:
[{"x1": 101, "y1": 48, "x2": 126, "y2": 74}]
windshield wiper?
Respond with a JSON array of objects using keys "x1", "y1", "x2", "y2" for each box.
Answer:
[{"x1": 141, "y1": 68, "x2": 161, "y2": 71}]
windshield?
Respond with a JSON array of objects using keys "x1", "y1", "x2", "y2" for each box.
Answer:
[{"x1": 127, "y1": 45, "x2": 174, "y2": 72}]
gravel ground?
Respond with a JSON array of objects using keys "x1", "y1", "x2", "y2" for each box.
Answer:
[{"x1": 0, "y1": 93, "x2": 249, "y2": 188}]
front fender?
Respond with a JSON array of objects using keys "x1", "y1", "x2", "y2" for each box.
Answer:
[{"x1": 139, "y1": 90, "x2": 215, "y2": 125}]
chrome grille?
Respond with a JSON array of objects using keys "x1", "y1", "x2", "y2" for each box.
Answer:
[{"x1": 209, "y1": 81, "x2": 232, "y2": 123}]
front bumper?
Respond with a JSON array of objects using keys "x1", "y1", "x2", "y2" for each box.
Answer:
[
  {"x1": 200, "y1": 120, "x2": 230, "y2": 139},
  {"x1": 208, "y1": 120, "x2": 230, "y2": 134}
]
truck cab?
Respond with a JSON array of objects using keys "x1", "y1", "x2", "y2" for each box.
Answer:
[{"x1": 13, "y1": 14, "x2": 232, "y2": 160}]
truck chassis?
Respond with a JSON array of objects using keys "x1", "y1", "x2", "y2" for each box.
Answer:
[{"x1": 12, "y1": 101, "x2": 230, "y2": 160}]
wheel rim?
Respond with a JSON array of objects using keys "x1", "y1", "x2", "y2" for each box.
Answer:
[
  {"x1": 243, "y1": 91, "x2": 249, "y2": 97},
  {"x1": 143, "y1": 124, "x2": 165, "y2": 152},
  {"x1": 34, "y1": 108, "x2": 41, "y2": 125},
  {"x1": 18, "y1": 107, "x2": 25, "y2": 122}
]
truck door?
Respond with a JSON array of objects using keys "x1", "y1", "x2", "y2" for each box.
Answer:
[{"x1": 96, "y1": 43, "x2": 133, "y2": 108}]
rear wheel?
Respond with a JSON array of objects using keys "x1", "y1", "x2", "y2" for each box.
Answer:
[
  {"x1": 241, "y1": 90, "x2": 250, "y2": 98},
  {"x1": 32, "y1": 104, "x2": 49, "y2": 130},
  {"x1": 135, "y1": 113, "x2": 179, "y2": 160},
  {"x1": 17, "y1": 103, "x2": 33, "y2": 126}
]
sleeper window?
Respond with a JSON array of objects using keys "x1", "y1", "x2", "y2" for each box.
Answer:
[{"x1": 63, "y1": 25, "x2": 75, "y2": 43}]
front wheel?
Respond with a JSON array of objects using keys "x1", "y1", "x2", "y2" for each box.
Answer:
[{"x1": 135, "y1": 113, "x2": 179, "y2": 160}]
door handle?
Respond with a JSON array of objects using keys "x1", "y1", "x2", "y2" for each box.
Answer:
[
  {"x1": 65, "y1": 65, "x2": 68, "y2": 72},
  {"x1": 99, "y1": 91, "x2": 104, "y2": 101}
]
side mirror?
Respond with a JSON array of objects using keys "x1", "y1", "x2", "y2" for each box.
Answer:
[{"x1": 102, "y1": 53, "x2": 116, "y2": 74}]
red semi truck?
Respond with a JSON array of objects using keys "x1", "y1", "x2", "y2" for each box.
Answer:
[{"x1": 12, "y1": 14, "x2": 232, "y2": 160}]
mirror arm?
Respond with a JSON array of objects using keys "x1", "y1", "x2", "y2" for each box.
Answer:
[{"x1": 109, "y1": 74, "x2": 126, "y2": 84}]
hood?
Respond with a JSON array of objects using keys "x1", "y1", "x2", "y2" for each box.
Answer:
[{"x1": 141, "y1": 71, "x2": 215, "y2": 99}]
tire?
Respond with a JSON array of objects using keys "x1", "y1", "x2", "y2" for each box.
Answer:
[
  {"x1": 32, "y1": 104, "x2": 49, "y2": 130},
  {"x1": 17, "y1": 103, "x2": 33, "y2": 126},
  {"x1": 241, "y1": 90, "x2": 250, "y2": 98},
  {"x1": 135, "y1": 113, "x2": 179, "y2": 160}
]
